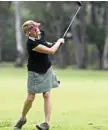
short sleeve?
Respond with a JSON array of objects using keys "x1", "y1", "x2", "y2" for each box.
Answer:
[
  {"x1": 28, "y1": 30, "x2": 48, "y2": 50},
  {"x1": 29, "y1": 38, "x2": 47, "y2": 50},
  {"x1": 31, "y1": 40, "x2": 40, "y2": 50}
]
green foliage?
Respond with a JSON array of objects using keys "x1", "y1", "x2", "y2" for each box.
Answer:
[
  {"x1": 0, "y1": 1, "x2": 106, "y2": 69},
  {"x1": 87, "y1": 44, "x2": 98, "y2": 65},
  {"x1": 2, "y1": 27, "x2": 16, "y2": 61},
  {"x1": 87, "y1": 25, "x2": 105, "y2": 46}
]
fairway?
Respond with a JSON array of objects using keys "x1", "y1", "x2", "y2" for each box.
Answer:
[{"x1": 0, "y1": 64, "x2": 108, "y2": 130}]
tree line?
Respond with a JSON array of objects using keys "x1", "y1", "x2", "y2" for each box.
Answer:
[{"x1": 0, "y1": 1, "x2": 108, "y2": 70}]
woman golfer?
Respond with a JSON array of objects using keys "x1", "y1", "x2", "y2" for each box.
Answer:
[{"x1": 14, "y1": 20, "x2": 64, "y2": 130}]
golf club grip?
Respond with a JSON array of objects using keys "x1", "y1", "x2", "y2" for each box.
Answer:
[{"x1": 59, "y1": 37, "x2": 65, "y2": 48}]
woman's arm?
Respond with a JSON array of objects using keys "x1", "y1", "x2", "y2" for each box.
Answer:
[
  {"x1": 32, "y1": 38, "x2": 64, "y2": 55},
  {"x1": 45, "y1": 42, "x2": 55, "y2": 47}
]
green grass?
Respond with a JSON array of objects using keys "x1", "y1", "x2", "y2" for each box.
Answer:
[{"x1": 0, "y1": 63, "x2": 108, "y2": 130}]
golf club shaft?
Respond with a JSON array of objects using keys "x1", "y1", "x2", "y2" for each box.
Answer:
[{"x1": 62, "y1": 6, "x2": 81, "y2": 38}]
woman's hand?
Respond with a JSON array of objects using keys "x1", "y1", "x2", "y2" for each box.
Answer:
[{"x1": 57, "y1": 38, "x2": 65, "y2": 44}]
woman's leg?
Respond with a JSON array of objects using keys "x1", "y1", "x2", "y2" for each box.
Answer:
[
  {"x1": 43, "y1": 91, "x2": 52, "y2": 124},
  {"x1": 14, "y1": 93, "x2": 35, "y2": 129},
  {"x1": 21, "y1": 93, "x2": 35, "y2": 120}
]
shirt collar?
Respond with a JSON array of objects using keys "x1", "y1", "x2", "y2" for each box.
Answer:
[
  {"x1": 29, "y1": 37, "x2": 35, "y2": 41},
  {"x1": 29, "y1": 35, "x2": 41, "y2": 41}
]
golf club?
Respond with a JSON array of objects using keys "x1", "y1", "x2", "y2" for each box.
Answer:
[{"x1": 62, "y1": 1, "x2": 82, "y2": 38}]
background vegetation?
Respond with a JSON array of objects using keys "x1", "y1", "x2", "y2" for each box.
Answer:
[{"x1": 0, "y1": 1, "x2": 108, "y2": 70}]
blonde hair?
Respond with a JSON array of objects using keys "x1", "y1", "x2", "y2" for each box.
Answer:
[{"x1": 22, "y1": 20, "x2": 35, "y2": 36}]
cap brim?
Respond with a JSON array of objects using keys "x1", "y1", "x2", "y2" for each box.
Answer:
[{"x1": 35, "y1": 22, "x2": 41, "y2": 27}]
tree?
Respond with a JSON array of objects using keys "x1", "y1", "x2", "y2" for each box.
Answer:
[
  {"x1": 71, "y1": 2, "x2": 88, "y2": 69},
  {"x1": 0, "y1": 1, "x2": 11, "y2": 62},
  {"x1": 14, "y1": 1, "x2": 25, "y2": 67},
  {"x1": 103, "y1": 2, "x2": 108, "y2": 69},
  {"x1": 87, "y1": 2, "x2": 105, "y2": 69}
]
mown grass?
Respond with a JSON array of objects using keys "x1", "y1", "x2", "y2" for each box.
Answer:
[{"x1": 0, "y1": 63, "x2": 108, "y2": 130}]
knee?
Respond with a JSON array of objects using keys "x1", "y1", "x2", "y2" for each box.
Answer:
[
  {"x1": 43, "y1": 92, "x2": 50, "y2": 98},
  {"x1": 26, "y1": 95, "x2": 35, "y2": 104}
]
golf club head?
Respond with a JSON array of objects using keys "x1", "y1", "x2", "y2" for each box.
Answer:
[{"x1": 76, "y1": 1, "x2": 82, "y2": 7}]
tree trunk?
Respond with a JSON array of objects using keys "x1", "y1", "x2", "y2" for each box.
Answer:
[
  {"x1": 0, "y1": 30, "x2": 2, "y2": 62},
  {"x1": 14, "y1": 1, "x2": 25, "y2": 67},
  {"x1": 0, "y1": 1, "x2": 11, "y2": 62},
  {"x1": 103, "y1": 2, "x2": 108, "y2": 69},
  {"x1": 53, "y1": 2, "x2": 68, "y2": 68},
  {"x1": 103, "y1": 38, "x2": 108, "y2": 69},
  {"x1": 79, "y1": 2, "x2": 88, "y2": 68},
  {"x1": 97, "y1": 45, "x2": 103, "y2": 69},
  {"x1": 91, "y1": 2, "x2": 104, "y2": 69},
  {"x1": 71, "y1": 2, "x2": 87, "y2": 69},
  {"x1": 55, "y1": 20, "x2": 68, "y2": 68}
]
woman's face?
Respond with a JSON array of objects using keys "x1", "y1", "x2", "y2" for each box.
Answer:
[
  {"x1": 29, "y1": 22, "x2": 41, "y2": 38},
  {"x1": 34, "y1": 27, "x2": 41, "y2": 38},
  {"x1": 33, "y1": 22, "x2": 41, "y2": 38}
]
